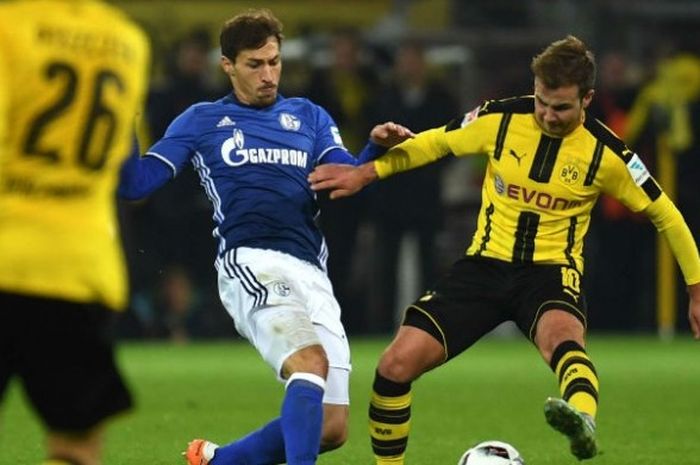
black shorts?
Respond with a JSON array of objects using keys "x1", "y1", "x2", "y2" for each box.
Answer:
[
  {"x1": 403, "y1": 256, "x2": 587, "y2": 361},
  {"x1": 0, "y1": 292, "x2": 133, "y2": 431}
]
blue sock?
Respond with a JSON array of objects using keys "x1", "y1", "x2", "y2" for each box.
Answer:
[
  {"x1": 280, "y1": 373, "x2": 325, "y2": 465},
  {"x1": 211, "y1": 418, "x2": 285, "y2": 465}
]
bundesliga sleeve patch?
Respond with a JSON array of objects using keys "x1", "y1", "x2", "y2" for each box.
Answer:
[
  {"x1": 460, "y1": 106, "x2": 480, "y2": 128},
  {"x1": 331, "y1": 126, "x2": 345, "y2": 147},
  {"x1": 626, "y1": 153, "x2": 650, "y2": 186}
]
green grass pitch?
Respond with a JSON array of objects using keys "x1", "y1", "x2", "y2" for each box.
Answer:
[{"x1": 2, "y1": 335, "x2": 698, "y2": 464}]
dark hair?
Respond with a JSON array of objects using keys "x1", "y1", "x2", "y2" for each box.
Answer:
[
  {"x1": 530, "y1": 35, "x2": 596, "y2": 97},
  {"x1": 220, "y1": 8, "x2": 284, "y2": 61}
]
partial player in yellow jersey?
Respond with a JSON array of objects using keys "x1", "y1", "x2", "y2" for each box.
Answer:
[
  {"x1": 0, "y1": 1, "x2": 150, "y2": 465},
  {"x1": 310, "y1": 36, "x2": 700, "y2": 462}
]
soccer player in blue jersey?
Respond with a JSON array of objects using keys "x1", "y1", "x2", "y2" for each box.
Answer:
[{"x1": 118, "y1": 8, "x2": 413, "y2": 465}]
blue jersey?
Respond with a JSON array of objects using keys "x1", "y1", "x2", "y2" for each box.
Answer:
[{"x1": 126, "y1": 93, "x2": 379, "y2": 270}]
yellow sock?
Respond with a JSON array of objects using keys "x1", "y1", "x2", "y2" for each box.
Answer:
[
  {"x1": 369, "y1": 371, "x2": 412, "y2": 465},
  {"x1": 550, "y1": 340, "x2": 599, "y2": 418}
]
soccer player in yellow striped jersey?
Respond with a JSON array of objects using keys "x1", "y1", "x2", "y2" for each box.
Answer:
[
  {"x1": 310, "y1": 35, "x2": 700, "y2": 462},
  {"x1": 0, "y1": 1, "x2": 149, "y2": 465}
]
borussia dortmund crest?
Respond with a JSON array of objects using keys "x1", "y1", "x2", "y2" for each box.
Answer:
[{"x1": 560, "y1": 163, "x2": 580, "y2": 185}]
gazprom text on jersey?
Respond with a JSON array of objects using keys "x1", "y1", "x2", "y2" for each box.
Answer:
[{"x1": 223, "y1": 148, "x2": 308, "y2": 168}]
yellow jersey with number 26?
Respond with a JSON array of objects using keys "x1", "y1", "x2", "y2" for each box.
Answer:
[{"x1": 0, "y1": 0, "x2": 150, "y2": 310}]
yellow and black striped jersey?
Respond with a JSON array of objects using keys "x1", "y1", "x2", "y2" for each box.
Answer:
[
  {"x1": 375, "y1": 95, "x2": 700, "y2": 282},
  {"x1": 0, "y1": 0, "x2": 150, "y2": 310}
]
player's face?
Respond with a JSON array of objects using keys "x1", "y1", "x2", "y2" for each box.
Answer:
[
  {"x1": 533, "y1": 77, "x2": 593, "y2": 137},
  {"x1": 222, "y1": 37, "x2": 281, "y2": 107}
]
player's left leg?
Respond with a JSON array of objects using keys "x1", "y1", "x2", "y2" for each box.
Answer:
[
  {"x1": 515, "y1": 264, "x2": 598, "y2": 460},
  {"x1": 535, "y1": 309, "x2": 599, "y2": 460},
  {"x1": 315, "y1": 324, "x2": 351, "y2": 452},
  {"x1": 535, "y1": 310, "x2": 598, "y2": 419},
  {"x1": 274, "y1": 323, "x2": 352, "y2": 463},
  {"x1": 191, "y1": 343, "x2": 328, "y2": 465},
  {"x1": 320, "y1": 403, "x2": 349, "y2": 451}
]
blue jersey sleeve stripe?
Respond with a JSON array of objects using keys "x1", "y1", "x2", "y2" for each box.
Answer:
[
  {"x1": 193, "y1": 152, "x2": 225, "y2": 223},
  {"x1": 145, "y1": 151, "x2": 178, "y2": 177}
]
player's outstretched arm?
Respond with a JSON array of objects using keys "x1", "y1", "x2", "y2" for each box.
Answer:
[
  {"x1": 644, "y1": 194, "x2": 700, "y2": 339},
  {"x1": 689, "y1": 282, "x2": 700, "y2": 339},
  {"x1": 118, "y1": 140, "x2": 173, "y2": 200},
  {"x1": 309, "y1": 162, "x2": 377, "y2": 200},
  {"x1": 322, "y1": 122, "x2": 414, "y2": 166}
]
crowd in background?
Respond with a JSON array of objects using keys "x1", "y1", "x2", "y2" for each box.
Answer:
[{"x1": 115, "y1": 1, "x2": 700, "y2": 341}]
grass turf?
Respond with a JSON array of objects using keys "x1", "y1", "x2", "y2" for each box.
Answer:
[{"x1": 2, "y1": 335, "x2": 698, "y2": 464}]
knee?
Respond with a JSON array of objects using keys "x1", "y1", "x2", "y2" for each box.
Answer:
[
  {"x1": 282, "y1": 345, "x2": 329, "y2": 379},
  {"x1": 307, "y1": 353, "x2": 329, "y2": 379},
  {"x1": 535, "y1": 310, "x2": 586, "y2": 364},
  {"x1": 320, "y1": 411, "x2": 348, "y2": 451},
  {"x1": 320, "y1": 425, "x2": 347, "y2": 452},
  {"x1": 376, "y1": 350, "x2": 419, "y2": 384}
]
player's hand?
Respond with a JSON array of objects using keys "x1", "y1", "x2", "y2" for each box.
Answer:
[
  {"x1": 688, "y1": 283, "x2": 700, "y2": 339},
  {"x1": 309, "y1": 162, "x2": 377, "y2": 199},
  {"x1": 370, "y1": 121, "x2": 415, "y2": 148}
]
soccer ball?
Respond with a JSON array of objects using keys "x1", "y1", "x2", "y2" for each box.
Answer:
[{"x1": 457, "y1": 440, "x2": 525, "y2": 465}]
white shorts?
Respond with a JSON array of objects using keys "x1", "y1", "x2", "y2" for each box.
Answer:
[{"x1": 218, "y1": 247, "x2": 351, "y2": 405}]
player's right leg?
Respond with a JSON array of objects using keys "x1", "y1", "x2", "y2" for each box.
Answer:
[
  {"x1": 370, "y1": 324, "x2": 445, "y2": 465},
  {"x1": 313, "y1": 324, "x2": 351, "y2": 452},
  {"x1": 370, "y1": 257, "x2": 511, "y2": 465}
]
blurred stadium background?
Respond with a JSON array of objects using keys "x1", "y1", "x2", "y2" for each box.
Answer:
[{"x1": 103, "y1": 0, "x2": 700, "y2": 340}]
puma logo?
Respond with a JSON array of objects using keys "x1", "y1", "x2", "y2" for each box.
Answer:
[{"x1": 509, "y1": 149, "x2": 527, "y2": 165}]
